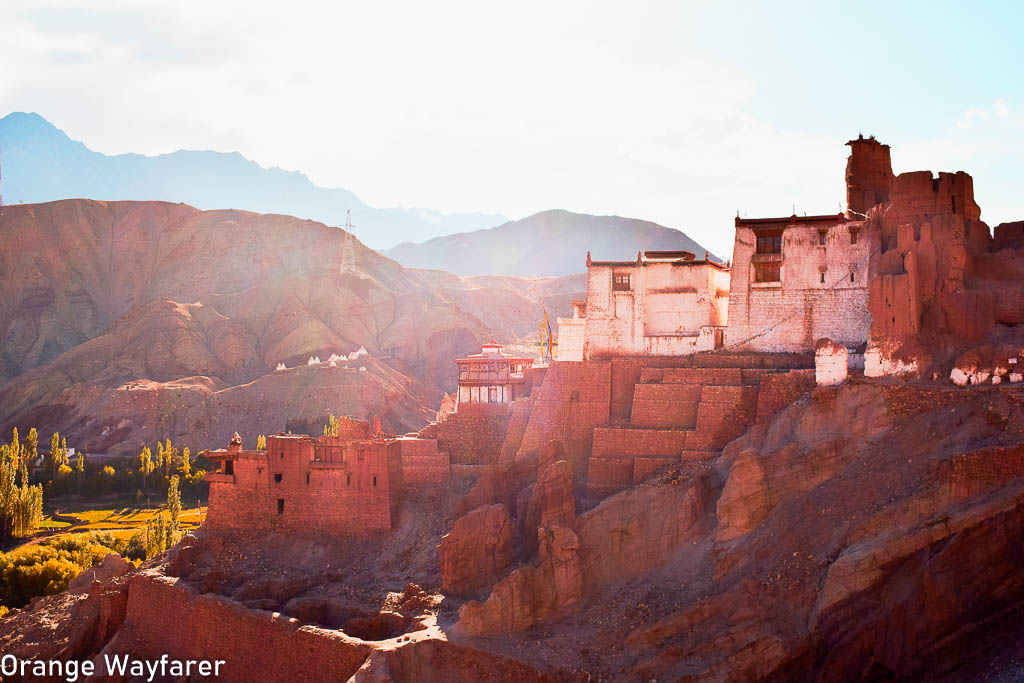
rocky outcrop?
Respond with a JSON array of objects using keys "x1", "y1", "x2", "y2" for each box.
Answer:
[
  {"x1": 66, "y1": 553, "x2": 133, "y2": 593},
  {"x1": 457, "y1": 522, "x2": 583, "y2": 636},
  {"x1": 439, "y1": 504, "x2": 513, "y2": 594},
  {"x1": 521, "y1": 460, "x2": 575, "y2": 550}
]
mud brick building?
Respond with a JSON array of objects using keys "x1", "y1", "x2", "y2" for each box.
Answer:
[
  {"x1": 205, "y1": 423, "x2": 408, "y2": 534},
  {"x1": 568, "y1": 250, "x2": 730, "y2": 360}
]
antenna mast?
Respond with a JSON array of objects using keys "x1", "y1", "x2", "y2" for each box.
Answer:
[{"x1": 340, "y1": 209, "x2": 356, "y2": 273}]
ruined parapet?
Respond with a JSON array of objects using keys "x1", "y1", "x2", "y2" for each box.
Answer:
[
  {"x1": 846, "y1": 135, "x2": 893, "y2": 216},
  {"x1": 815, "y1": 338, "x2": 849, "y2": 386},
  {"x1": 950, "y1": 346, "x2": 1024, "y2": 386}
]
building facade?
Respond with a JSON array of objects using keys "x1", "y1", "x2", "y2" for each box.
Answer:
[
  {"x1": 723, "y1": 137, "x2": 888, "y2": 353},
  {"x1": 455, "y1": 342, "x2": 535, "y2": 408},
  {"x1": 574, "y1": 250, "x2": 730, "y2": 359},
  {"x1": 204, "y1": 425, "x2": 406, "y2": 534},
  {"x1": 724, "y1": 212, "x2": 871, "y2": 352}
]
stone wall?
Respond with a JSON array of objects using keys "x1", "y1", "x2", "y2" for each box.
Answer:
[
  {"x1": 436, "y1": 404, "x2": 514, "y2": 465},
  {"x1": 113, "y1": 572, "x2": 371, "y2": 683},
  {"x1": 515, "y1": 361, "x2": 613, "y2": 476},
  {"x1": 395, "y1": 437, "x2": 451, "y2": 485},
  {"x1": 556, "y1": 316, "x2": 585, "y2": 361},
  {"x1": 755, "y1": 370, "x2": 816, "y2": 423}
]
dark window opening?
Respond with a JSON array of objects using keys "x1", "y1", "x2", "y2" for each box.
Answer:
[
  {"x1": 820, "y1": 273, "x2": 825, "y2": 284},
  {"x1": 612, "y1": 273, "x2": 631, "y2": 291},
  {"x1": 818, "y1": 231, "x2": 827, "y2": 245},
  {"x1": 754, "y1": 262, "x2": 781, "y2": 283},
  {"x1": 306, "y1": 473, "x2": 310, "y2": 485},
  {"x1": 346, "y1": 473, "x2": 351, "y2": 486},
  {"x1": 280, "y1": 451, "x2": 284, "y2": 459},
  {"x1": 373, "y1": 475, "x2": 377, "y2": 487},
  {"x1": 277, "y1": 498, "x2": 285, "y2": 515},
  {"x1": 274, "y1": 473, "x2": 282, "y2": 483},
  {"x1": 850, "y1": 271, "x2": 856, "y2": 282},
  {"x1": 755, "y1": 232, "x2": 782, "y2": 254},
  {"x1": 224, "y1": 460, "x2": 234, "y2": 476},
  {"x1": 850, "y1": 230, "x2": 858, "y2": 245},
  {"x1": 357, "y1": 448, "x2": 366, "y2": 462}
]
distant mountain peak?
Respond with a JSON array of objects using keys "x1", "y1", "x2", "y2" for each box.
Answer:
[
  {"x1": 0, "y1": 111, "x2": 507, "y2": 249},
  {"x1": 384, "y1": 209, "x2": 717, "y2": 277}
]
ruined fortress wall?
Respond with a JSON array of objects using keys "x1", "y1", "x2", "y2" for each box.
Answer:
[
  {"x1": 116, "y1": 572, "x2": 370, "y2": 683},
  {"x1": 436, "y1": 407, "x2": 513, "y2": 465},
  {"x1": 515, "y1": 361, "x2": 612, "y2": 476},
  {"x1": 755, "y1": 370, "x2": 816, "y2": 423},
  {"x1": 205, "y1": 455, "x2": 272, "y2": 531},
  {"x1": 498, "y1": 397, "x2": 535, "y2": 462},
  {"x1": 726, "y1": 223, "x2": 871, "y2": 352},
  {"x1": 396, "y1": 438, "x2": 450, "y2": 485}
]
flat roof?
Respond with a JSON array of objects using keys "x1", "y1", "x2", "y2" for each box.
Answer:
[{"x1": 735, "y1": 213, "x2": 846, "y2": 229}]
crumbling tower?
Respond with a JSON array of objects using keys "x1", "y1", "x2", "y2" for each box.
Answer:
[{"x1": 845, "y1": 135, "x2": 893, "y2": 216}]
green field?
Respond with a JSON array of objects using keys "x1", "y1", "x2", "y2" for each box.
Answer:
[{"x1": 30, "y1": 499, "x2": 206, "y2": 545}]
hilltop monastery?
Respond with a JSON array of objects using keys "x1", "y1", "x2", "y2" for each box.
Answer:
[{"x1": 205, "y1": 136, "x2": 1024, "y2": 531}]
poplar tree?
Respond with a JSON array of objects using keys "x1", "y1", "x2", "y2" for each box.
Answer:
[
  {"x1": 139, "y1": 446, "x2": 153, "y2": 493},
  {"x1": 10, "y1": 429, "x2": 19, "y2": 470},
  {"x1": 26, "y1": 428, "x2": 38, "y2": 466},
  {"x1": 50, "y1": 432, "x2": 60, "y2": 479},
  {"x1": 167, "y1": 475, "x2": 181, "y2": 546}
]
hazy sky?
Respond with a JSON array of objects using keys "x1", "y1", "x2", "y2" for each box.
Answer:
[{"x1": 2, "y1": 0, "x2": 1022, "y2": 255}]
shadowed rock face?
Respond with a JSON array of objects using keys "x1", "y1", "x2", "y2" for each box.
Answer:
[{"x1": 0, "y1": 199, "x2": 581, "y2": 453}]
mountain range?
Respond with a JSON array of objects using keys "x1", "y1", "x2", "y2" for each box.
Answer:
[
  {"x1": 384, "y1": 209, "x2": 721, "y2": 277},
  {"x1": 0, "y1": 112, "x2": 506, "y2": 249},
  {"x1": 0, "y1": 112, "x2": 716, "y2": 274},
  {"x1": 0, "y1": 198, "x2": 582, "y2": 455}
]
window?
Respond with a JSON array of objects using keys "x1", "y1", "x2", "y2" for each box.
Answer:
[
  {"x1": 820, "y1": 272, "x2": 825, "y2": 284},
  {"x1": 280, "y1": 451, "x2": 284, "y2": 459},
  {"x1": 850, "y1": 230, "x2": 858, "y2": 245},
  {"x1": 372, "y1": 475, "x2": 377, "y2": 487},
  {"x1": 357, "y1": 448, "x2": 366, "y2": 462},
  {"x1": 274, "y1": 473, "x2": 282, "y2": 483},
  {"x1": 818, "y1": 231, "x2": 827, "y2": 245},
  {"x1": 306, "y1": 473, "x2": 310, "y2": 485},
  {"x1": 224, "y1": 460, "x2": 234, "y2": 476},
  {"x1": 754, "y1": 262, "x2": 781, "y2": 283},
  {"x1": 346, "y1": 473, "x2": 351, "y2": 486},
  {"x1": 277, "y1": 498, "x2": 285, "y2": 515},
  {"x1": 850, "y1": 271, "x2": 856, "y2": 282},
  {"x1": 755, "y1": 232, "x2": 782, "y2": 254},
  {"x1": 612, "y1": 273, "x2": 631, "y2": 291}
]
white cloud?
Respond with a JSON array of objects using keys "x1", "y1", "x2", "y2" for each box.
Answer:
[{"x1": 1, "y1": 1, "x2": 1020, "y2": 256}]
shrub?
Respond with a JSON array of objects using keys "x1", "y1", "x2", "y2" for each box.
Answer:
[{"x1": 0, "y1": 532, "x2": 123, "y2": 608}]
